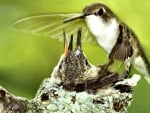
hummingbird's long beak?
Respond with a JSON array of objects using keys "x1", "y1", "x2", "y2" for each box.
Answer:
[
  {"x1": 76, "y1": 27, "x2": 82, "y2": 49},
  {"x1": 63, "y1": 28, "x2": 82, "y2": 56},
  {"x1": 63, "y1": 30, "x2": 74, "y2": 56},
  {"x1": 68, "y1": 34, "x2": 73, "y2": 51},
  {"x1": 64, "y1": 14, "x2": 87, "y2": 23},
  {"x1": 63, "y1": 30, "x2": 68, "y2": 56}
]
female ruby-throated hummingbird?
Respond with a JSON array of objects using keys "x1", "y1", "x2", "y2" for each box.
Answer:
[{"x1": 11, "y1": 3, "x2": 150, "y2": 84}]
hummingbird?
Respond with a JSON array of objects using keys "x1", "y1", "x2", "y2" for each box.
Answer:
[
  {"x1": 11, "y1": 3, "x2": 150, "y2": 84},
  {"x1": 63, "y1": 3, "x2": 150, "y2": 83}
]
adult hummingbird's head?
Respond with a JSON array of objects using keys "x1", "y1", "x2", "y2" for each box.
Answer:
[
  {"x1": 64, "y1": 3, "x2": 116, "y2": 23},
  {"x1": 82, "y1": 3, "x2": 116, "y2": 22}
]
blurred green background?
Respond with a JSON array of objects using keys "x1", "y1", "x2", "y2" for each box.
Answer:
[{"x1": 0, "y1": 0, "x2": 149, "y2": 112}]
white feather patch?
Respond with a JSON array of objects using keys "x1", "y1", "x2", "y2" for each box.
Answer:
[
  {"x1": 133, "y1": 55, "x2": 150, "y2": 84},
  {"x1": 85, "y1": 15, "x2": 119, "y2": 53},
  {"x1": 133, "y1": 56, "x2": 148, "y2": 75}
]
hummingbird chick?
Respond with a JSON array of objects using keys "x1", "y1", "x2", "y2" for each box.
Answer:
[
  {"x1": 61, "y1": 28, "x2": 91, "y2": 86},
  {"x1": 51, "y1": 28, "x2": 127, "y2": 92},
  {"x1": 51, "y1": 28, "x2": 100, "y2": 89}
]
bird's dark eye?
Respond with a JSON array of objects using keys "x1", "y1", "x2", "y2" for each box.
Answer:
[{"x1": 97, "y1": 8, "x2": 104, "y2": 16}]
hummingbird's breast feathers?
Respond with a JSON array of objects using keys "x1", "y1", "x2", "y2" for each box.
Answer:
[{"x1": 85, "y1": 15, "x2": 119, "y2": 53}]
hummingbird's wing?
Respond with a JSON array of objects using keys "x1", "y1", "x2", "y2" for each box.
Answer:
[
  {"x1": 11, "y1": 14, "x2": 95, "y2": 43},
  {"x1": 109, "y1": 38, "x2": 133, "y2": 62},
  {"x1": 109, "y1": 25, "x2": 133, "y2": 62}
]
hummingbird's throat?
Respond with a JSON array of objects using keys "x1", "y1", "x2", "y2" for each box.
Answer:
[{"x1": 85, "y1": 15, "x2": 119, "y2": 53}]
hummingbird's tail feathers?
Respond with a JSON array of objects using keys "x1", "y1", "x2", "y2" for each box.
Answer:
[
  {"x1": 133, "y1": 55, "x2": 150, "y2": 84},
  {"x1": 144, "y1": 76, "x2": 150, "y2": 84}
]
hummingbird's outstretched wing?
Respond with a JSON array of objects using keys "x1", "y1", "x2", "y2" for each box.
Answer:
[{"x1": 11, "y1": 14, "x2": 95, "y2": 43}]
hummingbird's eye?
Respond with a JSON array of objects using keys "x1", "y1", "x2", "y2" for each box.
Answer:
[{"x1": 97, "y1": 8, "x2": 104, "y2": 16}]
